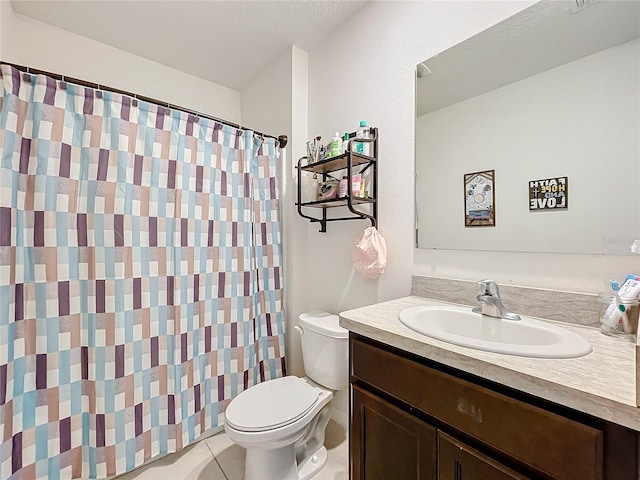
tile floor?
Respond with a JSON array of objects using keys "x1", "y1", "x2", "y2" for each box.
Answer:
[{"x1": 116, "y1": 420, "x2": 348, "y2": 480}]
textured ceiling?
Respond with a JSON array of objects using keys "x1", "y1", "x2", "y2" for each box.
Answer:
[
  {"x1": 10, "y1": 0, "x2": 368, "y2": 91},
  {"x1": 416, "y1": 0, "x2": 640, "y2": 116}
]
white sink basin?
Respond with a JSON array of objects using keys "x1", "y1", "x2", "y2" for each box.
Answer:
[{"x1": 398, "y1": 306, "x2": 592, "y2": 358}]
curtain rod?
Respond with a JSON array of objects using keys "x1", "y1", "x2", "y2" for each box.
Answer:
[{"x1": 0, "y1": 61, "x2": 288, "y2": 148}]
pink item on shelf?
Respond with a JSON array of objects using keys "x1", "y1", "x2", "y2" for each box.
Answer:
[
  {"x1": 339, "y1": 176, "x2": 348, "y2": 197},
  {"x1": 351, "y1": 174, "x2": 362, "y2": 196}
]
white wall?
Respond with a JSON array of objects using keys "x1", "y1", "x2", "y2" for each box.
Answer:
[
  {"x1": 241, "y1": 50, "x2": 292, "y2": 135},
  {"x1": 289, "y1": 47, "x2": 311, "y2": 377},
  {"x1": 0, "y1": 2, "x2": 241, "y2": 122},
  {"x1": 416, "y1": 39, "x2": 640, "y2": 255},
  {"x1": 306, "y1": 1, "x2": 534, "y2": 311},
  {"x1": 307, "y1": 0, "x2": 639, "y2": 303},
  {"x1": 241, "y1": 46, "x2": 310, "y2": 378}
]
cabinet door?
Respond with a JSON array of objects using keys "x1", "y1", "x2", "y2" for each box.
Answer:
[
  {"x1": 351, "y1": 337, "x2": 602, "y2": 480},
  {"x1": 352, "y1": 385, "x2": 437, "y2": 480},
  {"x1": 438, "y1": 432, "x2": 529, "y2": 480}
]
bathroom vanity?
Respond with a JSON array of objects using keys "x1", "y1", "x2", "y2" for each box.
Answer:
[{"x1": 340, "y1": 296, "x2": 640, "y2": 479}]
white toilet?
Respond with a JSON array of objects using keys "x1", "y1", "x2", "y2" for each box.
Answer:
[{"x1": 224, "y1": 311, "x2": 348, "y2": 480}]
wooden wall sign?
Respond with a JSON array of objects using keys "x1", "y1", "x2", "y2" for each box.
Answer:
[
  {"x1": 464, "y1": 169, "x2": 495, "y2": 227},
  {"x1": 529, "y1": 176, "x2": 568, "y2": 210}
]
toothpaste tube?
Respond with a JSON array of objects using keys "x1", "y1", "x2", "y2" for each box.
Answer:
[{"x1": 617, "y1": 275, "x2": 640, "y2": 300}]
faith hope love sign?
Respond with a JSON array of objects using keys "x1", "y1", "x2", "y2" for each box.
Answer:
[{"x1": 529, "y1": 176, "x2": 568, "y2": 210}]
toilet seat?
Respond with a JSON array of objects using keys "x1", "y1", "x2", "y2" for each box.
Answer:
[{"x1": 225, "y1": 376, "x2": 321, "y2": 432}]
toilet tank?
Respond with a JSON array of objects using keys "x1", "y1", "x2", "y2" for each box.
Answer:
[{"x1": 298, "y1": 312, "x2": 349, "y2": 390}]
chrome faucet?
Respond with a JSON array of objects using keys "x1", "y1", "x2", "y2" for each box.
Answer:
[{"x1": 472, "y1": 279, "x2": 521, "y2": 321}]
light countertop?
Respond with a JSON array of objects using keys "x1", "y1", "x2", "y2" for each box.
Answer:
[{"x1": 339, "y1": 296, "x2": 640, "y2": 431}]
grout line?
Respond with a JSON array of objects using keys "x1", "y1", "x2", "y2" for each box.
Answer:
[
  {"x1": 204, "y1": 440, "x2": 230, "y2": 480},
  {"x1": 214, "y1": 456, "x2": 230, "y2": 480}
]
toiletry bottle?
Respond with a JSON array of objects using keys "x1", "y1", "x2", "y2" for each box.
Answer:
[
  {"x1": 351, "y1": 174, "x2": 362, "y2": 197},
  {"x1": 310, "y1": 173, "x2": 319, "y2": 202},
  {"x1": 330, "y1": 132, "x2": 341, "y2": 158},
  {"x1": 313, "y1": 136, "x2": 322, "y2": 163},
  {"x1": 362, "y1": 122, "x2": 371, "y2": 156},
  {"x1": 342, "y1": 132, "x2": 350, "y2": 154},
  {"x1": 355, "y1": 121, "x2": 371, "y2": 156},
  {"x1": 339, "y1": 176, "x2": 349, "y2": 198}
]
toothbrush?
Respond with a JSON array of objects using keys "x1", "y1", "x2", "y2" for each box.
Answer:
[{"x1": 610, "y1": 279, "x2": 632, "y2": 334}]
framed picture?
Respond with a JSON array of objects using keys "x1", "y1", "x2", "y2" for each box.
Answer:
[
  {"x1": 529, "y1": 176, "x2": 568, "y2": 210},
  {"x1": 464, "y1": 169, "x2": 495, "y2": 227}
]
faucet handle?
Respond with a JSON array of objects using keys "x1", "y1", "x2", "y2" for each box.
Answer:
[{"x1": 478, "y1": 279, "x2": 500, "y2": 297}]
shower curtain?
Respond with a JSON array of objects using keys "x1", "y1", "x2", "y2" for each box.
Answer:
[{"x1": 0, "y1": 64, "x2": 285, "y2": 480}]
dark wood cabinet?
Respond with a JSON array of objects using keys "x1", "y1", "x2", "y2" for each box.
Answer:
[
  {"x1": 352, "y1": 385, "x2": 437, "y2": 480},
  {"x1": 349, "y1": 334, "x2": 639, "y2": 480},
  {"x1": 438, "y1": 432, "x2": 528, "y2": 480}
]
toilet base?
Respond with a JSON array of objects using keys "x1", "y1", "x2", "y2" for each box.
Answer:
[
  {"x1": 298, "y1": 445, "x2": 328, "y2": 480},
  {"x1": 244, "y1": 444, "x2": 328, "y2": 480},
  {"x1": 245, "y1": 444, "x2": 298, "y2": 480}
]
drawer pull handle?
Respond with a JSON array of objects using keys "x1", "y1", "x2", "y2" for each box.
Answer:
[{"x1": 457, "y1": 397, "x2": 483, "y2": 423}]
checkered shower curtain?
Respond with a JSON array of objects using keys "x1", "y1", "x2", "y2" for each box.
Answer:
[{"x1": 0, "y1": 64, "x2": 285, "y2": 479}]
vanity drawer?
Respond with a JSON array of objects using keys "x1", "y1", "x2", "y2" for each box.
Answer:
[{"x1": 351, "y1": 337, "x2": 603, "y2": 480}]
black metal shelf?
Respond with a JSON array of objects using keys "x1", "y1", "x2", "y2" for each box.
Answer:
[
  {"x1": 297, "y1": 196, "x2": 376, "y2": 208},
  {"x1": 297, "y1": 127, "x2": 378, "y2": 233},
  {"x1": 301, "y1": 152, "x2": 375, "y2": 175}
]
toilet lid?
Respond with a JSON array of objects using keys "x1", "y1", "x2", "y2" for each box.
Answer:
[{"x1": 225, "y1": 376, "x2": 320, "y2": 432}]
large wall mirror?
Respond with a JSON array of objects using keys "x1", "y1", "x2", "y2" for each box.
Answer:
[{"x1": 415, "y1": 0, "x2": 639, "y2": 255}]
